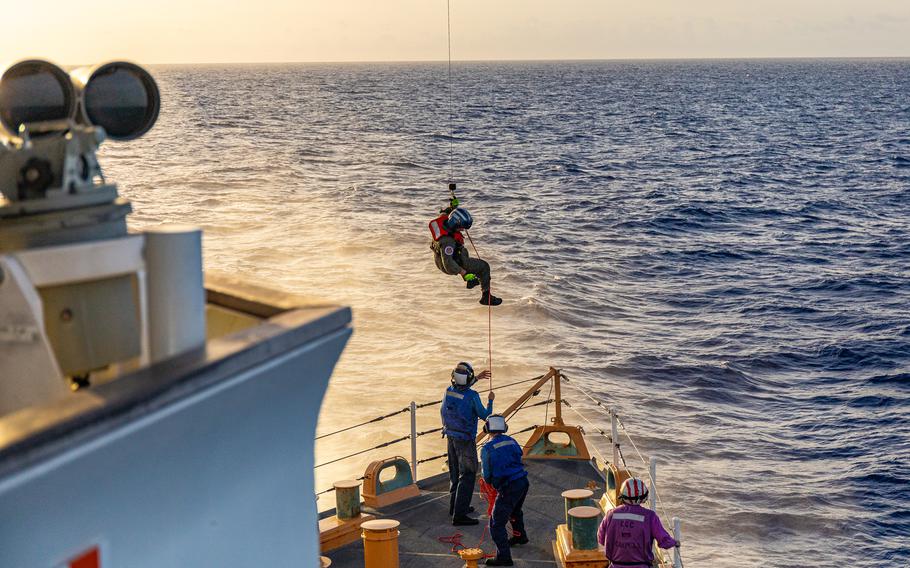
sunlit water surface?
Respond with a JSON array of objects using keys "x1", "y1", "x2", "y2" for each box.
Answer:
[{"x1": 101, "y1": 60, "x2": 910, "y2": 567}]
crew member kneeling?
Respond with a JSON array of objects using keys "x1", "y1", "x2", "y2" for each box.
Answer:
[
  {"x1": 597, "y1": 478, "x2": 679, "y2": 568},
  {"x1": 480, "y1": 414, "x2": 529, "y2": 566}
]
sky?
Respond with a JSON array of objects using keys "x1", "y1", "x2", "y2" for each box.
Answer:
[{"x1": 2, "y1": 0, "x2": 909, "y2": 65}]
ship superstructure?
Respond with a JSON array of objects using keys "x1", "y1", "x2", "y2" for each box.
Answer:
[{"x1": 0, "y1": 60, "x2": 351, "y2": 567}]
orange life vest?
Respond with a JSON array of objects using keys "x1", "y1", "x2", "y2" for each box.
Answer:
[{"x1": 429, "y1": 213, "x2": 465, "y2": 245}]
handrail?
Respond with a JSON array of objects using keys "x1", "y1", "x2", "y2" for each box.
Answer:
[
  {"x1": 559, "y1": 372, "x2": 684, "y2": 568},
  {"x1": 313, "y1": 366, "x2": 686, "y2": 567},
  {"x1": 315, "y1": 373, "x2": 548, "y2": 441}
]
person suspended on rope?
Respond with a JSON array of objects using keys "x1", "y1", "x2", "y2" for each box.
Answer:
[
  {"x1": 480, "y1": 414, "x2": 529, "y2": 567},
  {"x1": 441, "y1": 361, "x2": 494, "y2": 526},
  {"x1": 597, "y1": 478, "x2": 679, "y2": 568},
  {"x1": 429, "y1": 195, "x2": 502, "y2": 306}
]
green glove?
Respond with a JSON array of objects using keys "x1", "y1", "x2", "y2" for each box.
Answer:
[
  {"x1": 450, "y1": 197, "x2": 460, "y2": 208},
  {"x1": 462, "y1": 273, "x2": 477, "y2": 282}
]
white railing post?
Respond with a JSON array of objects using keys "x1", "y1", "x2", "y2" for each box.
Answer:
[
  {"x1": 673, "y1": 517, "x2": 682, "y2": 568},
  {"x1": 611, "y1": 408, "x2": 620, "y2": 467},
  {"x1": 649, "y1": 456, "x2": 657, "y2": 512},
  {"x1": 410, "y1": 401, "x2": 418, "y2": 481}
]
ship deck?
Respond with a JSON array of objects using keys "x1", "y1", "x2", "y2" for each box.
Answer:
[{"x1": 323, "y1": 458, "x2": 605, "y2": 567}]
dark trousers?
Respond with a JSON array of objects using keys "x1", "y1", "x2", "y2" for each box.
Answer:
[
  {"x1": 461, "y1": 257, "x2": 491, "y2": 292},
  {"x1": 490, "y1": 475, "x2": 529, "y2": 561},
  {"x1": 447, "y1": 437, "x2": 478, "y2": 517}
]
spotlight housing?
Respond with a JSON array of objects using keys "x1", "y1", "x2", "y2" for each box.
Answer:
[
  {"x1": 0, "y1": 59, "x2": 76, "y2": 136},
  {"x1": 71, "y1": 61, "x2": 160, "y2": 141}
]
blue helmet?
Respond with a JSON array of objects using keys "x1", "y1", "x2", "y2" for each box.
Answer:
[{"x1": 445, "y1": 208, "x2": 473, "y2": 231}]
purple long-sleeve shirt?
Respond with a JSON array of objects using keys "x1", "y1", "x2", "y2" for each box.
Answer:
[{"x1": 596, "y1": 503, "x2": 677, "y2": 567}]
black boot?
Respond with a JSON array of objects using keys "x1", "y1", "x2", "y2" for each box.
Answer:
[
  {"x1": 479, "y1": 291, "x2": 502, "y2": 306},
  {"x1": 508, "y1": 535, "x2": 529, "y2": 546},
  {"x1": 466, "y1": 278, "x2": 481, "y2": 289},
  {"x1": 485, "y1": 558, "x2": 514, "y2": 566},
  {"x1": 452, "y1": 515, "x2": 480, "y2": 526}
]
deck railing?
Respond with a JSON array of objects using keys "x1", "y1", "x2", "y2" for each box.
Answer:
[{"x1": 314, "y1": 367, "x2": 686, "y2": 567}]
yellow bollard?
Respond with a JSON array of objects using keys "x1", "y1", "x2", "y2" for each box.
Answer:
[
  {"x1": 334, "y1": 479, "x2": 362, "y2": 520},
  {"x1": 362, "y1": 519, "x2": 400, "y2": 568},
  {"x1": 457, "y1": 548, "x2": 485, "y2": 568}
]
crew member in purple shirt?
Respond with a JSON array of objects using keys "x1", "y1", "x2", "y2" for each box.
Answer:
[{"x1": 597, "y1": 478, "x2": 679, "y2": 567}]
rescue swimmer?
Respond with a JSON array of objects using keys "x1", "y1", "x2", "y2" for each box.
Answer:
[
  {"x1": 480, "y1": 414, "x2": 530, "y2": 567},
  {"x1": 429, "y1": 198, "x2": 502, "y2": 306},
  {"x1": 597, "y1": 478, "x2": 680, "y2": 568},
  {"x1": 441, "y1": 362, "x2": 495, "y2": 525}
]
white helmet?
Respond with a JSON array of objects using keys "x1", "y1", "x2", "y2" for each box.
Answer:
[
  {"x1": 451, "y1": 361, "x2": 476, "y2": 387},
  {"x1": 484, "y1": 414, "x2": 508, "y2": 434}
]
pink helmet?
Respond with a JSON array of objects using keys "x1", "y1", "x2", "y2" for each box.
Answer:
[{"x1": 619, "y1": 478, "x2": 649, "y2": 504}]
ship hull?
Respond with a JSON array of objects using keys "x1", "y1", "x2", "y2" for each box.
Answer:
[{"x1": 0, "y1": 300, "x2": 351, "y2": 568}]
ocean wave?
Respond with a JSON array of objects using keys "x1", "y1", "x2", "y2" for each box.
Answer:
[{"x1": 108, "y1": 60, "x2": 910, "y2": 568}]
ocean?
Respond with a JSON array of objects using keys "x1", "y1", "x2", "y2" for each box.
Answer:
[{"x1": 101, "y1": 59, "x2": 910, "y2": 567}]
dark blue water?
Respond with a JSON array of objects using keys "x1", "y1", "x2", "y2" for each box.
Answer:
[{"x1": 108, "y1": 59, "x2": 910, "y2": 567}]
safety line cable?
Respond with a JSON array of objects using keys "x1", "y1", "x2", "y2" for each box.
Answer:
[
  {"x1": 617, "y1": 416, "x2": 673, "y2": 523},
  {"x1": 543, "y1": 379, "x2": 555, "y2": 426},
  {"x1": 316, "y1": 375, "x2": 546, "y2": 441},
  {"x1": 315, "y1": 406, "x2": 411, "y2": 440},
  {"x1": 316, "y1": 475, "x2": 366, "y2": 496},
  {"x1": 480, "y1": 374, "x2": 545, "y2": 395},
  {"x1": 463, "y1": 229, "x2": 494, "y2": 391},
  {"x1": 446, "y1": 0, "x2": 454, "y2": 183},
  {"x1": 559, "y1": 373, "x2": 683, "y2": 564},
  {"x1": 314, "y1": 434, "x2": 411, "y2": 469}
]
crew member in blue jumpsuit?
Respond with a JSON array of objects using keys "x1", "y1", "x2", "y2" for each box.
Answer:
[
  {"x1": 441, "y1": 361, "x2": 494, "y2": 525},
  {"x1": 480, "y1": 414, "x2": 530, "y2": 566}
]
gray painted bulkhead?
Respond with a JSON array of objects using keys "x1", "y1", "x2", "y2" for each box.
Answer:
[{"x1": 0, "y1": 302, "x2": 352, "y2": 568}]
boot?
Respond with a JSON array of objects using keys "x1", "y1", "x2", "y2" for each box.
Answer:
[
  {"x1": 485, "y1": 558, "x2": 514, "y2": 566},
  {"x1": 452, "y1": 515, "x2": 480, "y2": 526},
  {"x1": 479, "y1": 291, "x2": 502, "y2": 306},
  {"x1": 466, "y1": 278, "x2": 481, "y2": 289},
  {"x1": 508, "y1": 535, "x2": 529, "y2": 546}
]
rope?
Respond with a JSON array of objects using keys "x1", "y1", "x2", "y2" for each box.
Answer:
[
  {"x1": 562, "y1": 402, "x2": 610, "y2": 466},
  {"x1": 462, "y1": 229, "x2": 493, "y2": 391},
  {"x1": 417, "y1": 427, "x2": 444, "y2": 437},
  {"x1": 314, "y1": 434, "x2": 411, "y2": 469},
  {"x1": 418, "y1": 452, "x2": 447, "y2": 465},
  {"x1": 617, "y1": 416, "x2": 673, "y2": 526},
  {"x1": 446, "y1": 0, "x2": 454, "y2": 183},
  {"x1": 561, "y1": 373, "x2": 617, "y2": 412},
  {"x1": 315, "y1": 475, "x2": 366, "y2": 496},
  {"x1": 512, "y1": 398, "x2": 556, "y2": 415},
  {"x1": 480, "y1": 374, "x2": 546, "y2": 395},
  {"x1": 543, "y1": 379, "x2": 554, "y2": 426},
  {"x1": 558, "y1": 373, "x2": 683, "y2": 563},
  {"x1": 316, "y1": 406, "x2": 410, "y2": 440}
]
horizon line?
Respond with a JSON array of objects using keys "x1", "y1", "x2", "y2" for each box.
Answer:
[{"x1": 131, "y1": 55, "x2": 910, "y2": 66}]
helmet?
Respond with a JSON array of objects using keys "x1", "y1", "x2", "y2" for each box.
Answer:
[
  {"x1": 451, "y1": 361, "x2": 476, "y2": 387},
  {"x1": 484, "y1": 414, "x2": 508, "y2": 434},
  {"x1": 445, "y1": 208, "x2": 473, "y2": 231},
  {"x1": 619, "y1": 478, "x2": 649, "y2": 504}
]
